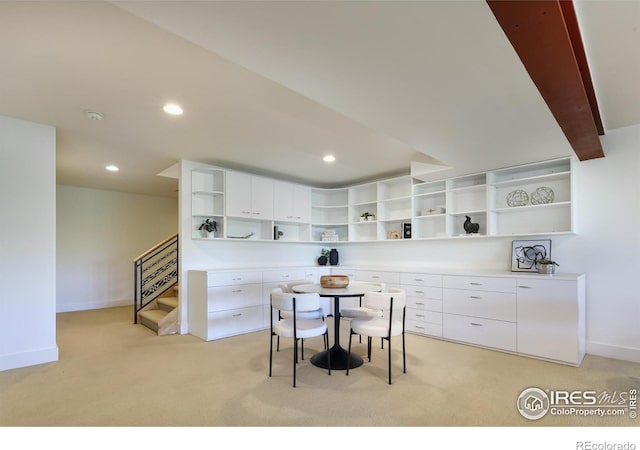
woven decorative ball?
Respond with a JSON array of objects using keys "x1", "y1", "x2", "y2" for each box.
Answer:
[
  {"x1": 530, "y1": 186, "x2": 554, "y2": 205},
  {"x1": 506, "y1": 189, "x2": 529, "y2": 207}
]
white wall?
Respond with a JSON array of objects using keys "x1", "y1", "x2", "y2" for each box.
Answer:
[
  {"x1": 56, "y1": 185, "x2": 178, "y2": 312},
  {"x1": 179, "y1": 124, "x2": 640, "y2": 362},
  {"x1": 0, "y1": 115, "x2": 58, "y2": 371}
]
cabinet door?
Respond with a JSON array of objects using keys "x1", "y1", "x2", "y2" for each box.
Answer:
[
  {"x1": 517, "y1": 278, "x2": 582, "y2": 364},
  {"x1": 273, "y1": 181, "x2": 294, "y2": 221},
  {"x1": 225, "y1": 171, "x2": 252, "y2": 218},
  {"x1": 292, "y1": 184, "x2": 311, "y2": 222},
  {"x1": 251, "y1": 176, "x2": 274, "y2": 220}
]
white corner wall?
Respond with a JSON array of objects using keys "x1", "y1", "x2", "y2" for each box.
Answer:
[
  {"x1": 56, "y1": 185, "x2": 178, "y2": 312},
  {"x1": 0, "y1": 115, "x2": 58, "y2": 371}
]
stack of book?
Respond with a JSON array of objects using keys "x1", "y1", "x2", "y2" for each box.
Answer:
[{"x1": 321, "y1": 230, "x2": 339, "y2": 242}]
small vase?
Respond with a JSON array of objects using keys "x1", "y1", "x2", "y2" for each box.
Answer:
[
  {"x1": 329, "y1": 248, "x2": 339, "y2": 266},
  {"x1": 538, "y1": 264, "x2": 555, "y2": 275},
  {"x1": 317, "y1": 256, "x2": 328, "y2": 266}
]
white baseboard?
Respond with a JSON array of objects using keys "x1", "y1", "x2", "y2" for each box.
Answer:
[
  {"x1": 587, "y1": 341, "x2": 640, "y2": 363},
  {"x1": 57, "y1": 299, "x2": 131, "y2": 313},
  {"x1": 0, "y1": 346, "x2": 59, "y2": 372}
]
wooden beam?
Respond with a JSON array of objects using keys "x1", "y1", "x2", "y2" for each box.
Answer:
[{"x1": 487, "y1": 0, "x2": 605, "y2": 160}]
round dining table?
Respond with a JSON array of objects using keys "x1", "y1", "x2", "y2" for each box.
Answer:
[{"x1": 291, "y1": 282, "x2": 383, "y2": 370}]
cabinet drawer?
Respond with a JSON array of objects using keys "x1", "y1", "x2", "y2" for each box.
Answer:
[
  {"x1": 406, "y1": 320, "x2": 442, "y2": 337},
  {"x1": 407, "y1": 297, "x2": 442, "y2": 312},
  {"x1": 443, "y1": 314, "x2": 516, "y2": 351},
  {"x1": 399, "y1": 273, "x2": 442, "y2": 287},
  {"x1": 443, "y1": 289, "x2": 516, "y2": 322},
  {"x1": 207, "y1": 283, "x2": 262, "y2": 311},
  {"x1": 352, "y1": 270, "x2": 400, "y2": 284},
  {"x1": 207, "y1": 306, "x2": 264, "y2": 339},
  {"x1": 207, "y1": 271, "x2": 262, "y2": 286},
  {"x1": 406, "y1": 307, "x2": 442, "y2": 325},
  {"x1": 262, "y1": 269, "x2": 306, "y2": 283},
  {"x1": 403, "y1": 285, "x2": 442, "y2": 300},
  {"x1": 443, "y1": 275, "x2": 516, "y2": 293}
]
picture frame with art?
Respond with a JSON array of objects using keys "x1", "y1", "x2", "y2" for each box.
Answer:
[{"x1": 511, "y1": 239, "x2": 551, "y2": 272}]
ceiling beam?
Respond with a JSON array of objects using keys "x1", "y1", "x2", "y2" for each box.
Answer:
[{"x1": 487, "y1": 0, "x2": 605, "y2": 161}]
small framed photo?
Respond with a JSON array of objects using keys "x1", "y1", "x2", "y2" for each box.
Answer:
[
  {"x1": 511, "y1": 239, "x2": 551, "y2": 272},
  {"x1": 403, "y1": 223, "x2": 412, "y2": 239}
]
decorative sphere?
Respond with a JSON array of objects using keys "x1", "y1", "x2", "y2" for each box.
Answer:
[
  {"x1": 506, "y1": 189, "x2": 529, "y2": 207},
  {"x1": 530, "y1": 186, "x2": 554, "y2": 205}
]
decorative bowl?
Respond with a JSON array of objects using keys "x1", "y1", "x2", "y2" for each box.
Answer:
[{"x1": 320, "y1": 275, "x2": 350, "y2": 288}]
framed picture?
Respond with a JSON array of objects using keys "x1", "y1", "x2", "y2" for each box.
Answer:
[
  {"x1": 511, "y1": 239, "x2": 551, "y2": 272},
  {"x1": 403, "y1": 223, "x2": 412, "y2": 239}
]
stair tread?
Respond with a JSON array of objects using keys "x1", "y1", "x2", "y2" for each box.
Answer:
[
  {"x1": 158, "y1": 296, "x2": 178, "y2": 309},
  {"x1": 139, "y1": 309, "x2": 168, "y2": 321}
]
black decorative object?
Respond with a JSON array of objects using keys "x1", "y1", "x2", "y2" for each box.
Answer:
[
  {"x1": 317, "y1": 255, "x2": 328, "y2": 266},
  {"x1": 329, "y1": 248, "x2": 339, "y2": 266},
  {"x1": 463, "y1": 216, "x2": 479, "y2": 234},
  {"x1": 403, "y1": 223, "x2": 412, "y2": 239},
  {"x1": 198, "y1": 219, "x2": 217, "y2": 233}
]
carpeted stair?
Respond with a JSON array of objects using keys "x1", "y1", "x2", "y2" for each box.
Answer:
[{"x1": 138, "y1": 286, "x2": 179, "y2": 335}]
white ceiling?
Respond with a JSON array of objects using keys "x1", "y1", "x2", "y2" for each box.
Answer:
[{"x1": 0, "y1": 1, "x2": 638, "y2": 198}]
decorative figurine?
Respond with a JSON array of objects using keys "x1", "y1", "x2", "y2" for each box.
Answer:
[{"x1": 463, "y1": 216, "x2": 480, "y2": 234}]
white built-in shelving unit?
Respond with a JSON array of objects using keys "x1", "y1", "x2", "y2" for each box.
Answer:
[{"x1": 190, "y1": 157, "x2": 574, "y2": 242}]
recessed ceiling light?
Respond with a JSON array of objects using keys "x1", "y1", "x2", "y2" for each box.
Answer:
[
  {"x1": 105, "y1": 165, "x2": 119, "y2": 172},
  {"x1": 163, "y1": 103, "x2": 183, "y2": 115},
  {"x1": 323, "y1": 154, "x2": 336, "y2": 163}
]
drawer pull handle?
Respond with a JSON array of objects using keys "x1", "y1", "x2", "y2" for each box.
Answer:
[
  {"x1": 415, "y1": 302, "x2": 425, "y2": 306},
  {"x1": 519, "y1": 286, "x2": 532, "y2": 289},
  {"x1": 470, "y1": 282, "x2": 482, "y2": 286},
  {"x1": 372, "y1": 275, "x2": 380, "y2": 279},
  {"x1": 415, "y1": 290, "x2": 424, "y2": 294},
  {"x1": 416, "y1": 314, "x2": 424, "y2": 318},
  {"x1": 415, "y1": 279, "x2": 424, "y2": 282},
  {"x1": 232, "y1": 277, "x2": 242, "y2": 281},
  {"x1": 232, "y1": 313, "x2": 242, "y2": 317},
  {"x1": 470, "y1": 322, "x2": 483, "y2": 327},
  {"x1": 415, "y1": 326, "x2": 425, "y2": 330},
  {"x1": 232, "y1": 289, "x2": 242, "y2": 293},
  {"x1": 470, "y1": 296, "x2": 482, "y2": 299}
]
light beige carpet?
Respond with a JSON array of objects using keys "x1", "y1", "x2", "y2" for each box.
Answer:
[{"x1": 0, "y1": 306, "x2": 638, "y2": 431}]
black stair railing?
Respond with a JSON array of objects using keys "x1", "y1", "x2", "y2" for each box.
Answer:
[{"x1": 133, "y1": 233, "x2": 178, "y2": 323}]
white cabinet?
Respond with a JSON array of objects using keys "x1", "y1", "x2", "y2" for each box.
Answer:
[
  {"x1": 273, "y1": 181, "x2": 311, "y2": 242},
  {"x1": 189, "y1": 267, "x2": 323, "y2": 341},
  {"x1": 188, "y1": 270, "x2": 264, "y2": 341},
  {"x1": 273, "y1": 181, "x2": 310, "y2": 223},
  {"x1": 187, "y1": 266, "x2": 586, "y2": 366},
  {"x1": 401, "y1": 272, "x2": 443, "y2": 337},
  {"x1": 225, "y1": 170, "x2": 273, "y2": 220},
  {"x1": 225, "y1": 171, "x2": 274, "y2": 240},
  {"x1": 190, "y1": 156, "x2": 574, "y2": 242},
  {"x1": 516, "y1": 276, "x2": 585, "y2": 365},
  {"x1": 442, "y1": 275, "x2": 517, "y2": 352}
]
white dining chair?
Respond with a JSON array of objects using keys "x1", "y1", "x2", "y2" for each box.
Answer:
[
  {"x1": 340, "y1": 281, "x2": 385, "y2": 345},
  {"x1": 269, "y1": 290, "x2": 331, "y2": 387},
  {"x1": 346, "y1": 288, "x2": 406, "y2": 384}
]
